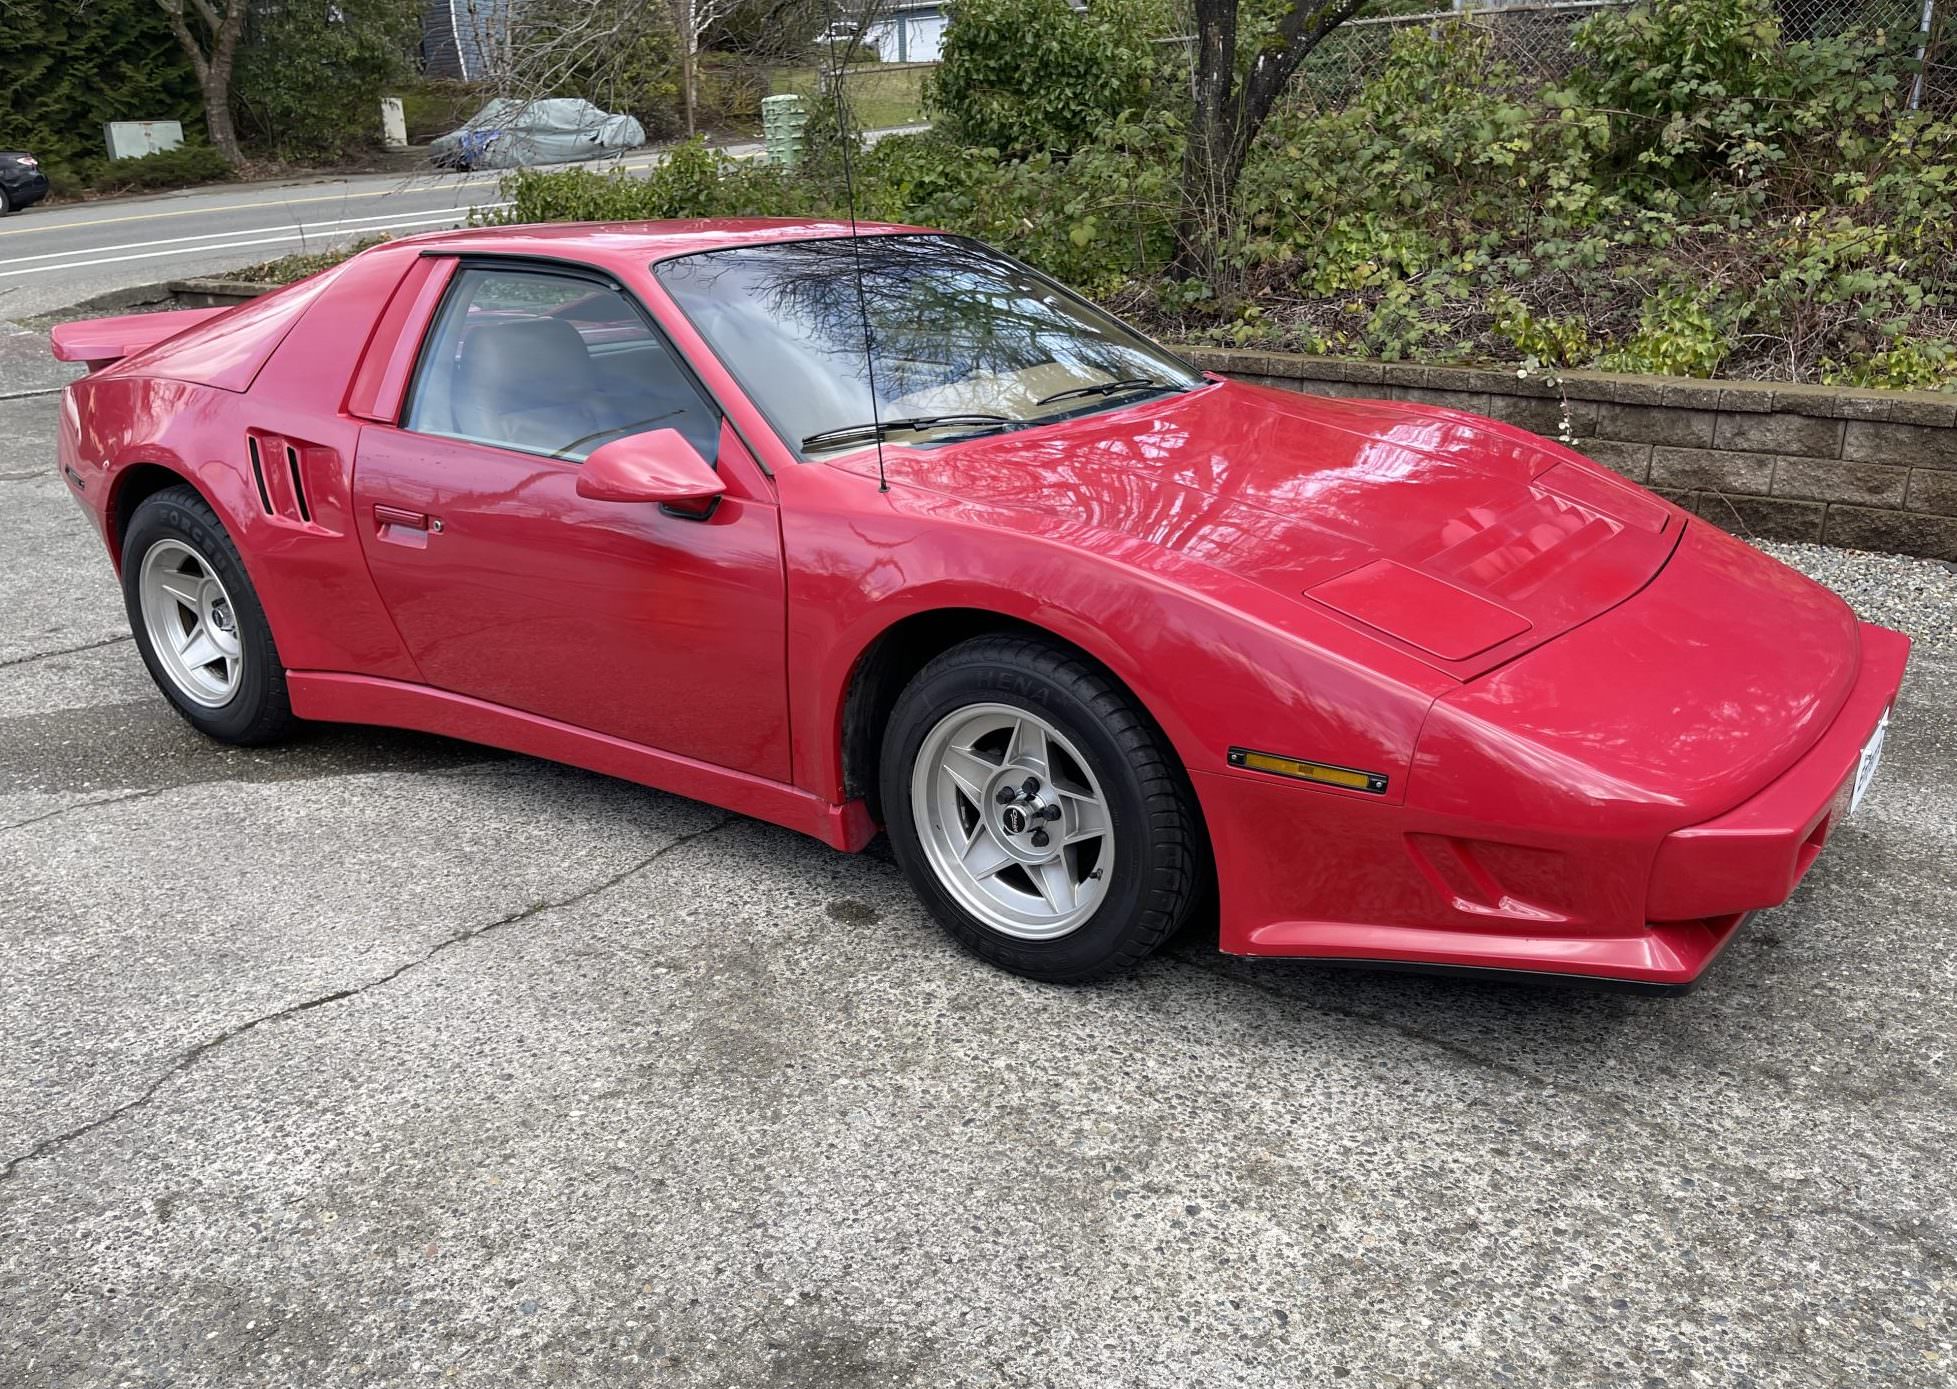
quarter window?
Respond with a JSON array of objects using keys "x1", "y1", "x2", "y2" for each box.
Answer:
[{"x1": 403, "y1": 267, "x2": 719, "y2": 463}]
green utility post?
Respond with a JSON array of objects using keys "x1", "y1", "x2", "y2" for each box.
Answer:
[{"x1": 761, "y1": 93, "x2": 809, "y2": 168}]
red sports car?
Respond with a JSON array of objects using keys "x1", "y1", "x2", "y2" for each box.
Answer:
[{"x1": 50, "y1": 221, "x2": 1908, "y2": 991}]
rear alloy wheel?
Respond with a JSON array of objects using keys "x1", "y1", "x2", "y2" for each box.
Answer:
[
  {"x1": 122, "y1": 484, "x2": 294, "y2": 745},
  {"x1": 881, "y1": 635, "x2": 1203, "y2": 982},
  {"x1": 139, "y1": 539, "x2": 245, "y2": 708}
]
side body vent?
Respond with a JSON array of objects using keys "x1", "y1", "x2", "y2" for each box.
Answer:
[{"x1": 243, "y1": 429, "x2": 344, "y2": 535}]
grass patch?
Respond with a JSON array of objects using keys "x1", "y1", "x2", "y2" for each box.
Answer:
[
  {"x1": 773, "y1": 64, "x2": 929, "y2": 130},
  {"x1": 228, "y1": 236, "x2": 390, "y2": 286}
]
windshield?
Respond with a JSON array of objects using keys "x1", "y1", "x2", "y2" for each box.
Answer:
[{"x1": 652, "y1": 235, "x2": 1201, "y2": 455}]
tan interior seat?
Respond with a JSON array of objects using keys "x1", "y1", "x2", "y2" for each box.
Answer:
[{"x1": 451, "y1": 316, "x2": 601, "y2": 455}]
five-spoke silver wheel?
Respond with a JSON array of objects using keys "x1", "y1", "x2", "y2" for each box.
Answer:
[
  {"x1": 137, "y1": 538, "x2": 243, "y2": 708},
  {"x1": 910, "y1": 702, "x2": 1114, "y2": 940}
]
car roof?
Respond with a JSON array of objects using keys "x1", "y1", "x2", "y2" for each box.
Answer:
[{"x1": 391, "y1": 218, "x2": 936, "y2": 271}]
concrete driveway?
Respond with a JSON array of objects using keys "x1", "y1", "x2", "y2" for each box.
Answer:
[{"x1": 1, "y1": 321, "x2": 1953, "y2": 1387}]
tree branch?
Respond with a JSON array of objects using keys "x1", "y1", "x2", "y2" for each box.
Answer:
[
  {"x1": 1240, "y1": 0, "x2": 1370, "y2": 132},
  {"x1": 155, "y1": 0, "x2": 210, "y2": 82},
  {"x1": 187, "y1": 0, "x2": 222, "y2": 41},
  {"x1": 1173, "y1": 0, "x2": 1370, "y2": 275}
]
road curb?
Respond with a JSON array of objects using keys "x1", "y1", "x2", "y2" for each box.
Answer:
[
  {"x1": 167, "y1": 278, "x2": 278, "y2": 306},
  {"x1": 43, "y1": 278, "x2": 274, "y2": 324}
]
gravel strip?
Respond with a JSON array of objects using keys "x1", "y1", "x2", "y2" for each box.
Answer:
[{"x1": 1758, "y1": 539, "x2": 1957, "y2": 654}]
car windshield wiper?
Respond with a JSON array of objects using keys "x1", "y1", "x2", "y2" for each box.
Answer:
[
  {"x1": 801, "y1": 414, "x2": 1013, "y2": 451},
  {"x1": 1033, "y1": 377, "x2": 1179, "y2": 408}
]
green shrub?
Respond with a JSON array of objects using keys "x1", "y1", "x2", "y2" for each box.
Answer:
[
  {"x1": 493, "y1": 139, "x2": 823, "y2": 223},
  {"x1": 1597, "y1": 290, "x2": 1732, "y2": 376},
  {"x1": 1567, "y1": 0, "x2": 1914, "y2": 198},
  {"x1": 927, "y1": 0, "x2": 1166, "y2": 156},
  {"x1": 1490, "y1": 293, "x2": 1593, "y2": 369},
  {"x1": 1201, "y1": 13, "x2": 1956, "y2": 386},
  {"x1": 70, "y1": 142, "x2": 236, "y2": 195},
  {"x1": 1825, "y1": 337, "x2": 1957, "y2": 391},
  {"x1": 1236, "y1": 23, "x2": 1611, "y2": 279},
  {"x1": 861, "y1": 114, "x2": 1181, "y2": 291}
]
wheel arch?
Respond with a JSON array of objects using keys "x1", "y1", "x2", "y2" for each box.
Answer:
[
  {"x1": 106, "y1": 460, "x2": 220, "y2": 569},
  {"x1": 837, "y1": 607, "x2": 1203, "y2": 840}
]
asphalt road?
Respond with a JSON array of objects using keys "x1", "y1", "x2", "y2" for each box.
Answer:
[
  {"x1": 0, "y1": 131, "x2": 925, "y2": 319},
  {"x1": 1, "y1": 322, "x2": 1955, "y2": 1386}
]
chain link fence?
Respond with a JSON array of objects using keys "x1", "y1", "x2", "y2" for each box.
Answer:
[
  {"x1": 1166, "y1": 0, "x2": 1953, "y2": 115},
  {"x1": 1285, "y1": 0, "x2": 1636, "y2": 110}
]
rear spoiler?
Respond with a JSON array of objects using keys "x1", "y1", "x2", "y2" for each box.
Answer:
[{"x1": 49, "y1": 307, "x2": 229, "y2": 373}]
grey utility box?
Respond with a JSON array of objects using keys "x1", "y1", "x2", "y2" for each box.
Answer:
[{"x1": 104, "y1": 121, "x2": 185, "y2": 160}]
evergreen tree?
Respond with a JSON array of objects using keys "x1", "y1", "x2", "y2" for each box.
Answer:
[{"x1": 0, "y1": 0, "x2": 202, "y2": 181}]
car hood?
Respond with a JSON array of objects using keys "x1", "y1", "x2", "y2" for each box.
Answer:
[{"x1": 848, "y1": 379, "x2": 1682, "y2": 679}]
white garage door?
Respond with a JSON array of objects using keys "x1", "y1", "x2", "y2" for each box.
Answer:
[{"x1": 903, "y1": 12, "x2": 947, "y2": 62}]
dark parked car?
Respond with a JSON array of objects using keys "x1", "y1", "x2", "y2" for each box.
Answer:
[{"x1": 0, "y1": 150, "x2": 49, "y2": 214}]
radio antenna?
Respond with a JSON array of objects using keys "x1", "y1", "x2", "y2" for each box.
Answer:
[{"x1": 827, "y1": 1, "x2": 888, "y2": 492}]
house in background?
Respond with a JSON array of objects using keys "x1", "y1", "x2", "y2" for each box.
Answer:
[
  {"x1": 863, "y1": 0, "x2": 1088, "y2": 63},
  {"x1": 863, "y1": 0, "x2": 950, "y2": 62},
  {"x1": 876, "y1": 0, "x2": 1103, "y2": 63},
  {"x1": 421, "y1": 0, "x2": 515, "y2": 81}
]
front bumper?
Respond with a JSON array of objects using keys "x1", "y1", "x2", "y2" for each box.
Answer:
[
  {"x1": 1200, "y1": 619, "x2": 1909, "y2": 991},
  {"x1": 1646, "y1": 620, "x2": 1910, "y2": 922}
]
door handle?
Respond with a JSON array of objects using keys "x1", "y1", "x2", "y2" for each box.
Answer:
[
  {"x1": 373, "y1": 504, "x2": 439, "y2": 549},
  {"x1": 374, "y1": 504, "x2": 429, "y2": 529}
]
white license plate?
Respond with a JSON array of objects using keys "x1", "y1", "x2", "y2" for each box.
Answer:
[{"x1": 1849, "y1": 711, "x2": 1890, "y2": 817}]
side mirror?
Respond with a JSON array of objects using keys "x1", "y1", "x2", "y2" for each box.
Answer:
[{"x1": 576, "y1": 429, "x2": 726, "y2": 511}]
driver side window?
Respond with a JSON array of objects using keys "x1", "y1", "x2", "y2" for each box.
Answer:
[{"x1": 403, "y1": 266, "x2": 719, "y2": 464}]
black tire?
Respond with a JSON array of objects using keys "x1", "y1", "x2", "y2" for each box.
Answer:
[
  {"x1": 0, "y1": 188, "x2": 11, "y2": 216},
  {"x1": 121, "y1": 484, "x2": 295, "y2": 746},
  {"x1": 880, "y1": 634, "x2": 1203, "y2": 982}
]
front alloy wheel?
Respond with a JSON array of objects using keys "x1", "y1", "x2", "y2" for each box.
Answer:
[
  {"x1": 912, "y1": 702, "x2": 1115, "y2": 941},
  {"x1": 882, "y1": 634, "x2": 1204, "y2": 982}
]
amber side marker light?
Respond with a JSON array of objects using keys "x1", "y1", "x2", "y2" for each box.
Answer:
[{"x1": 1227, "y1": 747, "x2": 1389, "y2": 794}]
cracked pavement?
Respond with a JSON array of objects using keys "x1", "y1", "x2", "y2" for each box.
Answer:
[{"x1": 1, "y1": 318, "x2": 1954, "y2": 1387}]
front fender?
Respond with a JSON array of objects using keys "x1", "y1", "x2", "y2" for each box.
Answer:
[{"x1": 777, "y1": 461, "x2": 1448, "y2": 811}]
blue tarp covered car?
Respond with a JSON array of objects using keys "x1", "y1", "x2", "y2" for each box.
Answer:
[{"x1": 429, "y1": 98, "x2": 646, "y2": 171}]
